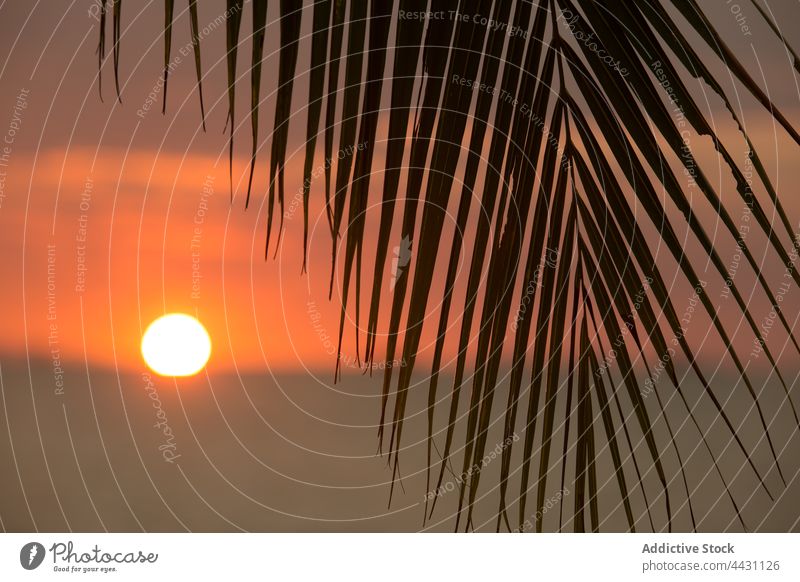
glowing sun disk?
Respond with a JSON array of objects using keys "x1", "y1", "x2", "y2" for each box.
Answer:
[{"x1": 141, "y1": 313, "x2": 211, "y2": 376}]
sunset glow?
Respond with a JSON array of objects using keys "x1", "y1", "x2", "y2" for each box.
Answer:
[{"x1": 141, "y1": 313, "x2": 211, "y2": 377}]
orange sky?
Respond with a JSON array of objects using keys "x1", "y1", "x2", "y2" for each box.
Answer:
[
  {"x1": 2, "y1": 123, "x2": 799, "y2": 379},
  {"x1": 0, "y1": 145, "x2": 377, "y2": 373},
  {"x1": 1, "y1": 1, "x2": 799, "y2": 379}
]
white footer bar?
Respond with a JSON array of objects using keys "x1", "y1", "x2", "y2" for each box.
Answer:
[{"x1": 0, "y1": 533, "x2": 796, "y2": 580}]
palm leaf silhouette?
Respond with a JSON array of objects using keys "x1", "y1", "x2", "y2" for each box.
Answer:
[{"x1": 97, "y1": 0, "x2": 800, "y2": 532}]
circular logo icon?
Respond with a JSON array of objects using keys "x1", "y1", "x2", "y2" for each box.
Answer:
[{"x1": 20, "y1": 542, "x2": 46, "y2": 570}]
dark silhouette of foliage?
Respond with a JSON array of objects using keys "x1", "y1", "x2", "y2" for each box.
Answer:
[{"x1": 97, "y1": 0, "x2": 800, "y2": 532}]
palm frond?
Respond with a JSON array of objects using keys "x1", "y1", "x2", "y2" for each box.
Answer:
[
  {"x1": 162, "y1": 0, "x2": 174, "y2": 113},
  {"x1": 225, "y1": 0, "x2": 244, "y2": 200},
  {"x1": 100, "y1": 0, "x2": 800, "y2": 531},
  {"x1": 246, "y1": 0, "x2": 268, "y2": 207},
  {"x1": 187, "y1": 0, "x2": 207, "y2": 129},
  {"x1": 266, "y1": 0, "x2": 303, "y2": 255},
  {"x1": 300, "y1": 0, "x2": 333, "y2": 269}
]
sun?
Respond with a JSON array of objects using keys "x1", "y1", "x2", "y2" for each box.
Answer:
[{"x1": 141, "y1": 313, "x2": 211, "y2": 376}]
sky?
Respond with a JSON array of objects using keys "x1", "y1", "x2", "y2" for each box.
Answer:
[
  {"x1": 0, "y1": 0, "x2": 798, "y2": 375},
  {"x1": 1, "y1": 0, "x2": 799, "y2": 532}
]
